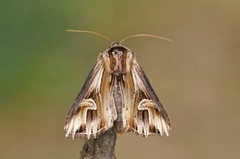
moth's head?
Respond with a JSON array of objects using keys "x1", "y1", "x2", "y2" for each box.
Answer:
[{"x1": 100, "y1": 42, "x2": 135, "y2": 76}]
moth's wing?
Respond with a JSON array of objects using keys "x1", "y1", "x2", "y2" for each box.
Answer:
[
  {"x1": 64, "y1": 61, "x2": 117, "y2": 139},
  {"x1": 123, "y1": 61, "x2": 171, "y2": 137}
]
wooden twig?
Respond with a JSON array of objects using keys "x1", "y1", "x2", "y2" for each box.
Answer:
[{"x1": 80, "y1": 126, "x2": 117, "y2": 159}]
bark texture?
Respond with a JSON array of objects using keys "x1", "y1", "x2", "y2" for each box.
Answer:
[{"x1": 80, "y1": 127, "x2": 117, "y2": 159}]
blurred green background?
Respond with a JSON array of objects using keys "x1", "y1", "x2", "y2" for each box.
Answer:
[{"x1": 1, "y1": 1, "x2": 240, "y2": 159}]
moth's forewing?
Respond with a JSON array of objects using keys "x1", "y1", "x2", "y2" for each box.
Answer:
[
  {"x1": 130, "y1": 63, "x2": 170, "y2": 136},
  {"x1": 114, "y1": 47, "x2": 170, "y2": 137},
  {"x1": 64, "y1": 60, "x2": 117, "y2": 139}
]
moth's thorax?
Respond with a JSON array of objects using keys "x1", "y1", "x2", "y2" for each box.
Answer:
[{"x1": 100, "y1": 43, "x2": 134, "y2": 75}]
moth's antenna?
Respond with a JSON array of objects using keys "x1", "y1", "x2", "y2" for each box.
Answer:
[
  {"x1": 120, "y1": 34, "x2": 172, "y2": 44},
  {"x1": 66, "y1": 30, "x2": 112, "y2": 44}
]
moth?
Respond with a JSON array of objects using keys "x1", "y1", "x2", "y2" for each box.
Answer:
[{"x1": 64, "y1": 30, "x2": 171, "y2": 139}]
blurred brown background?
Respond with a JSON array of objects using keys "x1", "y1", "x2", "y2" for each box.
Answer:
[{"x1": 1, "y1": 1, "x2": 239, "y2": 159}]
